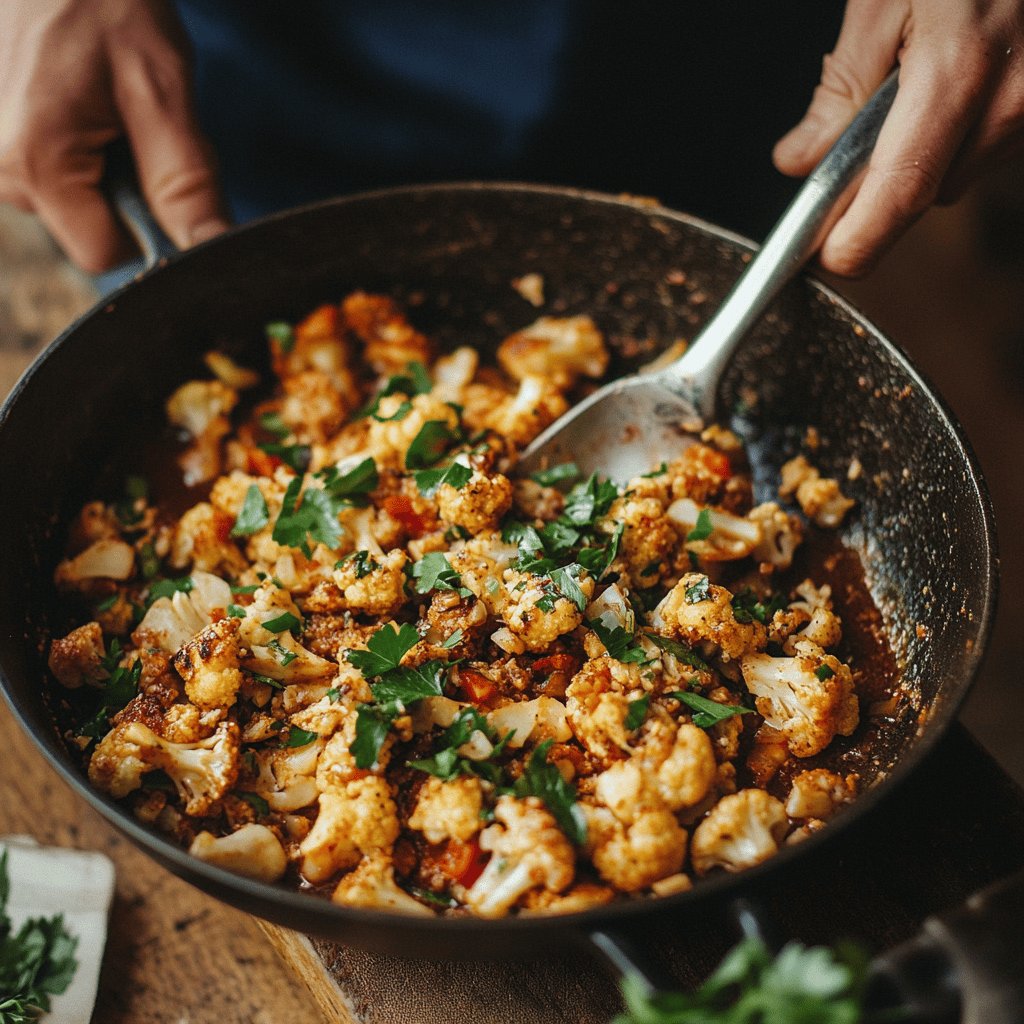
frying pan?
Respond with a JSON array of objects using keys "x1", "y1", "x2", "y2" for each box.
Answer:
[{"x1": 0, "y1": 184, "x2": 999, "y2": 987}]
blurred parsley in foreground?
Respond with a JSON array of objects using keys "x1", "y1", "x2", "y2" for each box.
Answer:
[
  {"x1": 0, "y1": 850, "x2": 79, "y2": 1024},
  {"x1": 613, "y1": 936, "x2": 871, "y2": 1024}
]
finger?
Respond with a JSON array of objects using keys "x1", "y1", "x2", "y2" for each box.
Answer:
[
  {"x1": 108, "y1": 31, "x2": 230, "y2": 249},
  {"x1": 11, "y1": 140, "x2": 137, "y2": 273},
  {"x1": 819, "y1": 53, "x2": 992, "y2": 276},
  {"x1": 773, "y1": 0, "x2": 907, "y2": 177}
]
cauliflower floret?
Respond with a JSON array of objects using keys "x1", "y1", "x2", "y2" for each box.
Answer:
[
  {"x1": 166, "y1": 379, "x2": 238, "y2": 438},
  {"x1": 779, "y1": 455, "x2": 855, "y2": 528},
  {"x1": 593, "y1": 720, "x2": 716, "y2": 819},
  {"x1": 485, "y1": 696, "x2": 572, "y2": 749},
  {"x1": 666, "y1": 498, "x2": 762, "y2": 561},
  {"x1": 565, "y1": 656, "x2": 650, "y2": 764},
  {"x1": 279, "y1": 369, "x2": 350, "y2": 443},
  {"x1": 315, "y1": 712, "x2": 393, "y2": 789},
  {"x1": 169, "y1": 502, "x2": 248, "y2": 577},
  {"x1": 749, "y1": 502, "x2": 804, "y2": 570},
  {"x1": 341, "y1": 291, "x2": 432, "y2": 376},
  {"x1": 248, "y1": 741, "x2": 322, "y2": 812},
  {"x1": 408, "y1": 776, "x2": 484, "y2": 844},
  {"x1": 238, "y1": 583, "x2": 334, "y2": 683},
  {"x1": 54, "y1": 538, "x2": 135, "y2": 590},
  {"x1": 366, "y1": 392, "x2": 460, "y2": 469},
  {"x1": 603, "y1": 494, "x2": 678, "y2": 587},
  {"x1": 521, "y1": 882, "x2": 615, "y2": 915},
  {"x1": 666, "y1": 443, "x2": 735, "y2": 505},
  {"x1": 464, "y1": 796, "x2": 575, "y2": 918},
  {"x1": 48, "y1": 622, "x2": 107, "y2": 689},
  {"x1": 332, "y1": 852, "x2": 433, "y2": 915},
  {"x1": 324, "y1": 548, "x2": 408, "y2": 617},
  {"x1": 299, "y1": 777, "x2": 400, "y2": 883},
  {"x1": 172, "y1": 617, "x2": 244, "y2": 710},
  {"x1": 500, "y1": 569, "x2": 594, "y2": 653},
  {"x1": 482, "y1": 376, "x2": 568, "y2": 448},
  {"x1": 91, "y1": 720, "x2": 240, "y2": 815},
  {"x1": 203, "y1": 351, "x2": 260, "y2": 390},
  {"x1": 690, "y1": 789, "x2": 788, "y2": 875},
  {"x1": 741, "y1": 638, "x2": 858, "y2": 757},
  {"x1": 430, "y1": 347, "x2": 478, "y2": 404},
  {"x1": 497, "y1": 315, "x2": 608, "y2": 389},
  {"x1": 653, "y1": 573, "x2": 767, "y2": 662},
  {"x1": 785, "y1": 769, "x2": 858, "y2": 820},
  {"x1": 585, "y1": 804, "x2": 686, "y2": 892},
  {"x1": 133, "y1": 571, "x2": 232, "y2": 655},
  {"x1": 189, "y1": 824, "x2": 287, "y2": 882},
  {"x1": 437, "y1": 470, "x2": 513, "y2": 535},
  {"x1": 272, "y1": 303, "x2": 359, "y2": 394}
]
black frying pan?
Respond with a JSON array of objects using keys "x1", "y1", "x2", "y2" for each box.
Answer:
[{"x1": 0, "y1": 184, "x2": 999, "y2": 988}]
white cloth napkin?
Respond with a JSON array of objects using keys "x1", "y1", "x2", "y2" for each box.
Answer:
[{"x1": 1, "y1": 835, "x2": 115, "y2": 1024}]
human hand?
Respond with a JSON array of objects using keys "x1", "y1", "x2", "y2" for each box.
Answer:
[
  {"x1": 773, "y1": 0, "x2": 1024, "y2": 277},
  {"x1": 0, "y1": 0, "x2": 229, "y2": 273}
]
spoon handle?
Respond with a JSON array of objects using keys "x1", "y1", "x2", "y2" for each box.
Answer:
[{"x1": 660, "y1": 69, "x2": 900, "y2": 421}]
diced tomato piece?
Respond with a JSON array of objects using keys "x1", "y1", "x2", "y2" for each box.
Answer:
[
  {"x1": 246, "y1": 448, "x2": 280, "y2": 477},
  {"x1": 705, "y1": 449, "x2": 732, "y2": 479},
  {"x1": 458, "y1": 669, "x2": 496, "y2": 703},
  {"x1": 531, "y1": 654, "x2": 578, "y2": 677},
  {"x1": 383, "y1": 494, "x2": 429, "y2": 537},
  {"x1": 213, "y1": 509, "x2": 235, "y2": 543},
  {"x1": 428, "y1": 838, "x2": 488, "y2": 888}
]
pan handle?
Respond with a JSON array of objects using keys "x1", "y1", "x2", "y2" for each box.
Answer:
[{"x1": 100, "y1": 139, "x2": 180, "y2": 272}]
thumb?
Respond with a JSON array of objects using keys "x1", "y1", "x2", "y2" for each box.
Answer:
[{"x1": 774, "y1": 0, "x2": 906, "y2": 176}]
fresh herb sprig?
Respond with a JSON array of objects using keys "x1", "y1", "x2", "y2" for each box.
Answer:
[
  {"x1": 408, "y1": 707, "x2": 513, "y2": 784},
  {"x1": 512, "y1": 739, "x2": 587, "y2": 845},
  {"x1": 0, "y1": 850, "x2": 79, "y2": 1024},
  {"x1": 667, "y1": 690, "x2": 752, "y2": 730}
]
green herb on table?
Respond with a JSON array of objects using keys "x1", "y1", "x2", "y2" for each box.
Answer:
[{"x1": 0, "y1": 850, "x2": 78, "y2": 1024}]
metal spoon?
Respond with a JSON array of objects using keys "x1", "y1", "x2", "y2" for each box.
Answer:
[{"x1": 518, "y1": 70, "x2": 899, "y2": 482}]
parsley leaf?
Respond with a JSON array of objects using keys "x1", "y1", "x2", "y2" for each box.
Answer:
[
  {"x1": 513, "y1": 739, "x2": 587, "y2": 845},
  {"x1": 668, "y1": 690, "x2": 752, "y2": 729},
  {"x1": 265, "y1": 320, "x2": 294, "y2": 352},
  {"x1": 576, "y1": 522, "x2": 624, "y2": 580},
  {"x1": 588, "y1": 619, "x2": 647, "y2": 664},
  {"x1": 316, "y1": 457, "x2": 379, "y2": 504},
  {"x1": 238, "y1": 792, "x2": 270, "y2": 817},
  {"x1": 283, "y1": 726, "x2": 319, "y2": 748},
  {"x1": 562, "y1": 473, "x2": 619, "y2": 527},
  {"x1": 731, "y1": 587, "x2": 787, "y2": 625},
  {"x1": 346, "y1": 623, "x2": 421, "y2": 678},
  {"x1": 358, "y1": 362, "x2": 432, "y2": 417},
  {"x1": 145, "y1": 575, "x2": 193, "y2": 609},
  {"x1": 530, "y1": 462, "x2": 580, "y2": 487},
  {"x1": 645, "y1": 633, "x2": 710, "y2": 671},
  {"x1": 414, "y1": 460, "x2": 473, "y2": 497},
  {"x1": 0, "y1": 850, "x2": 79, "y2": 1023},
  {"x1": 684, "y1": 575, "x2": 711, "y2": 604},
  {"x1": 78, "y1": 658, "x2": 142, "y2": 739},
  {"x1": 252, "y1": 673, "x2": 284, "y2": 690},
  {"x1": 686, "y1": 508, "x2": 714, "y2": 543},
  {"x1": 411, "y1": 552, "x2": 473, "y2": 598},
  {"x1": 405, "y1": 420, "x2": 463, "y2": 469},
  {"x1": 258, "y1": 442, "x2": 311, "y2": 472},
  {"x1": 372, "y1": 399, "x2": 413, "y2": 422},
  {"x1": 267, "y1": 638, "x2": 297, "y2": 666},
  {"x1": 272, "y1": 476, "x2": 343, "y2": 557},
  {"x1": 370, "y1": 660, "x2": 446, "y2": 706},
  {"x1": 336, "y1": 550, "x2": 377, "y2": 578},
  {"x1": 641, "y1": 462, "x2": 668, "y2": 478},
  {"x1": 815, "y1": 664, "x2": 836, "y2": 681},
  {"x1": 258, "y1": 410, "x2": 290, "y2": 439},
  {"x1": 547, "y1": 564, "x2": 588, "y2": 612},
  {"x1": 138, "y1": 541, "x2": 160, "y2": 580},
  {"x1": 624, "y1": 695, "x2": 650, "y2": 732},
  {"x1": 261, "y1": 611, "x2": 301, "y2": 634},
  {"x1": 350, "y1": 705, "x2": 394, "y2": 769},
  {"x1": 230, "y1": 484, "x2": 269, "y2": 537},
  {"x1": 440, "y1": 628, "x2": 464, "y2": 650},
  {"x1": 407, "y1": 707, "x2": 511, "y2": 785}
]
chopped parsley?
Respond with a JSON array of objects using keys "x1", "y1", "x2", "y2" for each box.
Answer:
[
  {"x1": 261, "y1": 611, "x2": 301, "y2": 634},
  {"x1": 815, "y1": 664, "x2": 836, "y2": 681},
  {"x1": 645, "y1": 633, "x2": 710, "y2": 671},
  {"x1": 283, "y1": 726, "x2": 319, "y2": 748},
  {"x1": 686, "y1": 508, "x2": 714, "y2": 543},
  {"x1": 410, "y1": 552, "x2": 473, "y2": 598},
  {"x1": 326, "y1": 686, "x2": 341, "y2": 703},
  {"x1": 258, "y1": 410, "x2": 290, "y2": 439},
  {"x1": 371, "y1": 399, "x2": 413, "y2": 423},
  {"x1": 405, "y1": 420, "x2": 463, "y2": 470},
  {"x1": 684, "y1": 575, "x2": 711, "y2": 604},
  {"x1": 78, "y1": 650, "x2": 142, "y2": 739},
  {"x1": 536, "y1": 564, "x2": 588, "y2": 612},
  {"x1": 316, "y1": 457, "x2": 379, "y2": 505},
  {"x1": 588, "y1": 618, "x2": 647, "y2": 664},
  {"x1": 440, "y1": 628, "x2": 464, "y2": 650},
  {"x1": 145, "y1": 575, "x2": 193, "y2": 608},
  {"x1": 95, "y1": 594, "x2": 118, "y2": 612},
  {"x1": 138, "y1": 541, "x2": 160, "y2": 580},
  {"x1": 267, "y1": 638, "x2": 297, "y2": 666},
  {"x1": 271, "y1": 476, "x2": 343, "y2": 557},
  {"x1": 230, "y1": 484, "x2": 269, "y2": 537},
  {"x1": 408, "y1": 707, "x2": 512, "y2": 785},
  {"x1": 258, "y1": 442, "x2": 311, "y2": 472},
  {"x1": 238, "y1": 792, "x2": 270, "y2": 817},
  {"x1": 576, "y1": 523, "x2": 624, "y2": 580},
  {"x1": 641, "y1": 462, "x2": 668, "y2": 478},
  {"x1": 562, "y1": 472, "x2": 619, "y2": 528},
  {"x1": 414, "y1": 460, "x2": 473, "y2": 497},
  {"x1": 336, "y1": 550, "x2": 378, "y2": 578},
  {"x1": 668, "y1": 690, "x2": 752, "y2": 729},
  {"x1": 231, "y1": 583, "x2": 260, "y2": 595},
  {"x1": 513, "y1": 739, "x2": 586, "y2": 845},
  {"x1": 358, "y1": 362, "x2": 432, "y2": 418},
  {"x1": 624, "y1": 695, "x2": 650, "y2": 732},
  {"x1": 227, "y1": 604, "x2": 247, "y2": 618},
  {"x1": 252, "y1": 673, "x2": 284, "y2": 690},
  {"x1": 731, "y1": 587, "x2": 787, "y2": 625},
  {"x1": 529, "y1": 462, "x2": 580, "y2": 487},
  {"x1": 347, "y1": 623, "x2": 420, "y2": 677},
  {"x1": 265, "y1": 320, "x2": 294, "y2": 352}
]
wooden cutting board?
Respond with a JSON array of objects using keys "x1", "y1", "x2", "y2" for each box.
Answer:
[{"x1": 260, "y1": 726, "x2": 1024, "y2": 1024}]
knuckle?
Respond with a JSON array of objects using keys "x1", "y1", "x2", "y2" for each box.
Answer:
[
  {"x1": 818, "y1": 51, "x2": 872, "y2": 105},
  {"x1": 148, "y1": 164, "x2": 217, "y2": 211}
]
